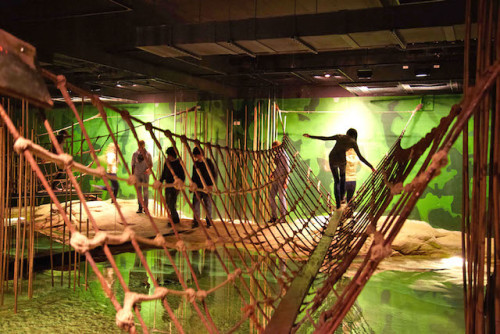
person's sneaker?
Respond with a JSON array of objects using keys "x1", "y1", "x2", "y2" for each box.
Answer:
[
  {"x1": 191, "y1": 221, "x2": 199, "y2": 228},
  {"x1": 136, "y1": 209, "x2": 143, "y2": 214},
  {"x1": 206, "y1": 219, "x2": 212, "y2": 229}
]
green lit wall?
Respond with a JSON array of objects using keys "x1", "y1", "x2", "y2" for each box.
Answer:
[
  {"x1": 45, "y1": 94, "x2": 463, "y2": 231},
  {"x1": 277, "y1": 94, "x2": 463, "y2": 230}
]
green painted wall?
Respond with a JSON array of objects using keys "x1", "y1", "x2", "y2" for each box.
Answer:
[
  {"x1": 278, "y1": 95, "x2": 463, "y2": 231},
  {"x1": 45, "y1": 94, "x2": 463, "y2": 230}
]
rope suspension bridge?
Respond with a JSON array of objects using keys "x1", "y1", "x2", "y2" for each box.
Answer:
[{"x1": 1, "y1": 1, "x2": 500, "y2": 331}]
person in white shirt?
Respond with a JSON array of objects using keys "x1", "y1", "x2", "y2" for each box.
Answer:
[
  {"x1": 131, "y1": 140, "x2": 153, "y2": 213},
  {"x1": 106, "y1": 143, "x2": 119, "y2": 202},
  {"x1": 269, "y1": 140, "x2": 291, "y2": 223},
  {"x1": 345, "y1": 148, "x2": 360, "y2": 203}
]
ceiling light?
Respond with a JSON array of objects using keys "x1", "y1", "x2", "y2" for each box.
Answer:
[
  {"x1": 433, "y1": 64, "x2": 440, "y2": 69},
  {"x1": 402, "y1": 65, "x2": 409, "y2": 70},
  {"x1": 357, "y1": 69, "x2": 372, "y2": 80},
  {"x1": 415, "y1": 68, "x2": 431, "y2": 78},
  {"x1": 359, "y1": 86, "x2": 369, "y2": 92},
  {"x1": 313, "y1": 75, "x2": 322, "y2": 79},
  {"x1": 324, "y1": 74, "x2": 331, "y2": 78}
]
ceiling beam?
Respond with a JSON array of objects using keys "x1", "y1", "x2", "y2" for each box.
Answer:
[
  {"x1": 137, "y1": 0, "x2": 465, "y2": 46},
  {"x1": 57, "y1": 47, "x2": 237, "y2": 97}
]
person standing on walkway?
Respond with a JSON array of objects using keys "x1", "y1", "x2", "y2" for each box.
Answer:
[
  {"x1": 303, "y1": 128, "x2": 375, "y2": 209},
  {"x1": 131, "y1": 140, "x2": 153, "y2": 213},
  {"x1": 345, "y1": 148, "x2": 360, "y2": 203},
  {"x1": 191, "y1": 147, "x2": 216, "y2": 228},
  {"x1": 269, "y1": 140, "x2": 290, "y2": 223},
  {"x1": 160, "y1": 147, "x2": 185, "y2": 225}
]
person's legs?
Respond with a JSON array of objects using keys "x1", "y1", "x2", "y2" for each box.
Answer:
[
  {"x1": 203, "y1": 192, "x2": 213, "y2": 227},
  {"x1": 269, "y1": 182, "x2": 279, "y2": 220},
  {"x1": 141, "y1": 174, "x2": 150, "y2": 211},
  {"x1": 277, "y1": 183, "x2": 287, "y2": 219},
  {"x1": 330, "y1": 165, "x2": 341, "y2": 209},
  {"x1": 339, "y1": 165, "x2": 346, "y2": 202},
  {"x1": 192, "y1": 192, "x2": 201, "y2": 227},
  {"x1": 108, "y1": 173, "x2": 119, "y2": 202},
  {"x1": 165, "y1": 188, "x2": 180, "y2": 224},
  {"x1": 345, "y1": 181, "x2": 356, "y2": 203}
]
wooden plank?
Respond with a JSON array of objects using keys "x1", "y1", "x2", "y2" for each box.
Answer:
[{"x1": 263, "y1": 209, "x2": 342, "y2": 333}]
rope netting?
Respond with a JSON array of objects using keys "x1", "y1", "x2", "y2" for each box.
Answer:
[
  {"x1": 2, "y1": 3, "x2": 500, "y2": 329},
  {"x1": 0, "y1": 69, "x2": 338, "y2": 333}
]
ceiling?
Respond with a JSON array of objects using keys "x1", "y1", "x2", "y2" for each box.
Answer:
[{"x1": 0, "y1": 0, "x2": 471, "y2": 102}]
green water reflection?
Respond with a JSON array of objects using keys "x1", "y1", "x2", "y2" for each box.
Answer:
[{"x1": 0, "y1": 250, "x2": 464, "y2": 333}]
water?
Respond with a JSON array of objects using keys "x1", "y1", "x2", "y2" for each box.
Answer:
[{"x1": 0, "y1": 251, "x2": 464, "y2": 333}]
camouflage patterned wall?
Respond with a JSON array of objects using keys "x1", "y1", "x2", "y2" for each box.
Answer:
[
  {"x1": 45, "y1": 94, "x2": 463, "y2": 231},
  {"x1": 275, "y1": 95, "x2": 463, "y2": 231}
]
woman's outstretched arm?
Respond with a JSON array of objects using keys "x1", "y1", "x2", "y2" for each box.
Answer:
[
  {"x1": 352, "y1": 143, "x2": 375, "y2": 172},
  {"x1": 303, "y1": 134, "x2": 338, "y2": 141}
]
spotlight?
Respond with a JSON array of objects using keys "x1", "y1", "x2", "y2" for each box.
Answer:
[
  {"x1": 415, "y1": 68, "x2": 431, "y2": 78},
  {"x1": 357, "y1": 69, "x2": 372, "y2": 80}
]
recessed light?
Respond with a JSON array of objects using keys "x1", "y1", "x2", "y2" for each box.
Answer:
[
  {"x1": 433, "y1": 64, "x2": 440, "y2": 69},
  {"x1": 402, "y1": 65, "x2": 409, "y2": 70},
  {"x1": 324, "y1": 74, "x2": 331, "y2": 78}
]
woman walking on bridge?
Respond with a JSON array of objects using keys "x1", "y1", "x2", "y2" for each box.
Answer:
[{"x1": 303, "y1": 128, "x2": 375, "y2": 209}]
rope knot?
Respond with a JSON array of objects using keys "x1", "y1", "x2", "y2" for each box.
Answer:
[
  {"x1": 152, "y1": 180, "x2": 162, "y2": 190},
  {"x1": 163, "y1": 130, "x2": 172, "y2": 137},
  {"x1": 391, "y1": 182, "x2": 404, "y2": 195},
  {"x1": 185, "y1": 288, "x2": 196, "y2": 303},
  {"x1": 173, "y1": 177, "x2": 184, "y2": 190},
  {"x1": 70, "y1": 232, "x2": 89, "y2": 253},
  {"x1": 242, "y1": 304, "x2": 256, "y2": 318},
  {"x1": 196, "y1": 290, "x2": 207, "y2": 301},
  {"x1": 227, "y1": 268, "x2": 242, "y2": 283},
  {"x1": 95, "y1": 166, "x2": 106, "y2": 177},
  {"x1": 127, "y1": 175, "x2": 138, "y2": 186},
  {"x1": 70, "y1": 231, "x2": 108, "y2": 253},
  {"x1": 115, "y1": 308, "x2": 134, "y2": 331},
  {"x1": 189, "y1": 183, "x2": 198, "y2": 192},
  {"x1": 155, "y1": 287, "x2": 169, "y2": 299},
  {"x1": 153, "y1": 234, "x2": 166, "y2": 247},
  {"x1": 13, "y1": 137, "x2": 31, "y2": 154},
  {"x1": 205, "y1": 239, "x2": 216, "y2": 251},
  {"x1": 60, "y1": 153, "x2": 74, "y2": 168},
  {"x1": 121, "y1": 110, "x2": 130, "y2": 120},
  {"x1": 370, "y1": 231, "x2": 392, "y2": 262},
  {"x1": 175, "y1": 240, "x2": 186, "y2": 252},
  {"x1": 145, "y1": 122, "x2": 153, "y2": 131}
]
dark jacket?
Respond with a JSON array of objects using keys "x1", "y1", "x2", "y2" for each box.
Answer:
[
  {"x1": 160, "y1": 159, "x2": 185, "y2": 183},
  {"x1": 191, "y1": 159, "x2": 216, "y2": 188}
]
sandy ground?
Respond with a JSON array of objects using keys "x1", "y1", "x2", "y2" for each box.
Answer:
[{"x1": 31, "y1": 199, "x2": 326, "y2": 258}]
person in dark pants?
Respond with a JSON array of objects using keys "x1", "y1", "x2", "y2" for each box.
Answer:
[
  {"x1": 303, "y1": 128, "x2": 375, "y2": 209},
  {"x1": 160, "y1": 147, "x2": 186, "y2": 226},
  {"x1": 191, "y1": 147, "x2": 216, "y2": 228}
]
